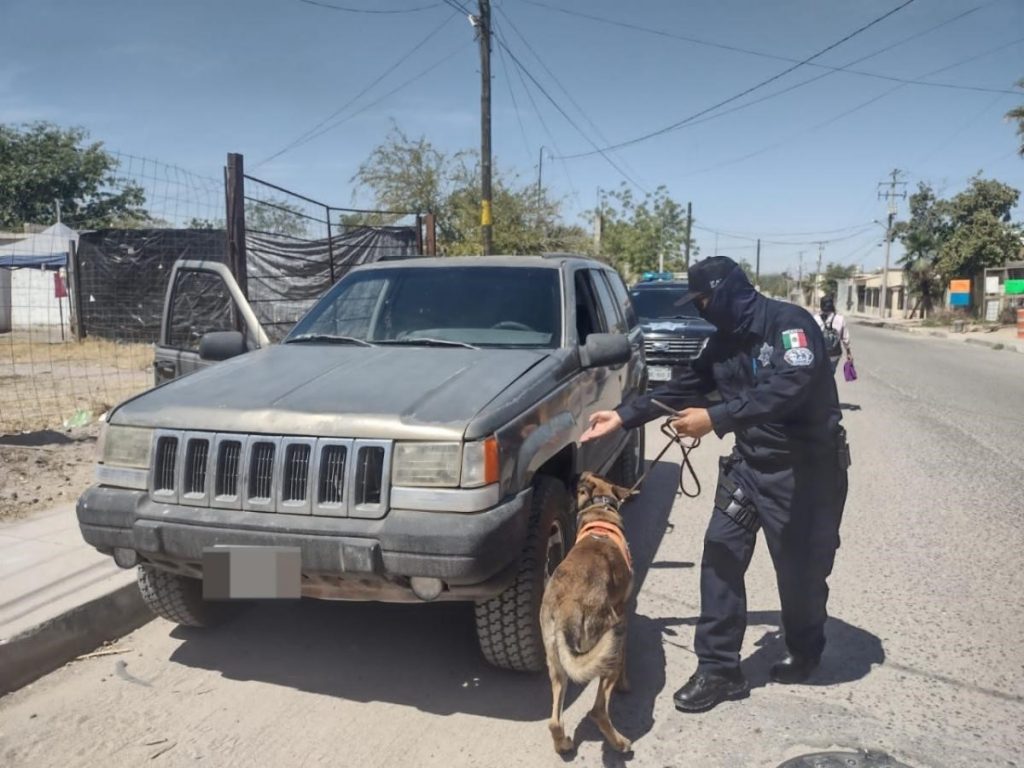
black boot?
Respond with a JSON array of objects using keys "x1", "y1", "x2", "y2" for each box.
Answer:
[
  {"x1": 769, "y1": 653, "x2": 820, "y2": 684},
  {"x1": 672, "y1": 670, "x2": 749, "y2": 713}
]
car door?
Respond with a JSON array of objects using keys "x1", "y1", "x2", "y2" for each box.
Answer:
[
  {"x1": 601, "y1": 269, "x2": 646, "y2": 394},
  {"x1": 153, "y1": 260, "x2": 269, "y2": 385}
]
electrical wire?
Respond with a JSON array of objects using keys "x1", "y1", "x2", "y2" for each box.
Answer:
[
  {"x1": 521, "y1": 0, "x2": 1013, "y2": 96},
  {"x1": 555, "y1": 0, "x2": 918, "y2": 159},
  {"x1": 492, "y1": 29, "x2": 649, "y2": 192},
  {"x1": 297, "y1": 0, "x2": 444, "y2": 13},
  {"x1": 492, "y1": 20, "x2": 535, "y2": 165},
  {"x1": 494, "y1": 3, "x2": 646, "y2": 187},
  {"x1": 257, "y1": 13, "x2": 458, "y2": 166}
]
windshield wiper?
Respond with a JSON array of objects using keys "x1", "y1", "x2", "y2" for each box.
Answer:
[
  {"x1": 285, "y1": 333, "x2": 375, "y2": 347},
  {"x1": 376, "y1": 338, "x2": 480, "y2": 350}
]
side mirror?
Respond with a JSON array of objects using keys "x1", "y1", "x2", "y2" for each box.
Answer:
[
  {"x1": 199, "y1": 331, "x2": 246, "y2": 361},
  {"x1": 580, "y1": 333, "x2": 631, "y2": 369}
]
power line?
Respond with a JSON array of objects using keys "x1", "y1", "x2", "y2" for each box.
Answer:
[
  {"x1": 493, "y1": 3, "x2": 646, "y2": 186},
  {"x1": 297, "y1": 0, "x2": 444, "y2": 13},
  {"x1": 693, "y1": 223, "x2": 877, "y2": 247},
  {"x1": 555, "y1": 0, "x2": 918, "y2": 159},
  {"x1": 492, "y1": 29, "x2": 648, "y2": 192},
  {"x1": 522, "y1": 0, "x2": 1013, "y2": 96},
  {"x1": 679, "y1": 36, "x2": 1024, "y2": 177},
  {"x1": 492, "y1": 20, "x2": 534, "y2": 163},
  {"x1": 257, "y1": 13, "x2": 458, "y2": 166}
]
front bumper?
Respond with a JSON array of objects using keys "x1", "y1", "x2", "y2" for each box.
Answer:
[{"x1": 77, "y1": 485, "x2": 532, "y2": 601}]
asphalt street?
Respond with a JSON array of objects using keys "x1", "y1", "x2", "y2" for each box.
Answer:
[{"x1": 0, "y1": 326, "x2": 1021, "y2": 768}]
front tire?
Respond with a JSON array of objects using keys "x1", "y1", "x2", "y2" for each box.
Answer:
[
  {"x1": 474, "y1": 476, "x2": 574, "y2": 672},
  {"x1": 610, "y1": 425, "x2": 645, "y2": 488},
  {"x1": 136, "y1": 565, "x2": 232, "y2": 627}
]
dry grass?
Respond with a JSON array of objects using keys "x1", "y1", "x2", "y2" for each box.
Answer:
[{"x1": 1, "y1": 331, "x2": 154, "y2": 433}]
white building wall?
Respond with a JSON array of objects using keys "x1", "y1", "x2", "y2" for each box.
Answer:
[{"x1": 10, "y1": 267, "x2": 68, "y2": 329}]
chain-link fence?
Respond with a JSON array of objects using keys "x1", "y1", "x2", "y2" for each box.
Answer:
[{"x1": 0, "y1": 154, "x2": 224, "y2": 432}]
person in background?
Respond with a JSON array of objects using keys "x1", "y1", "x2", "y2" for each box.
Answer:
[{"x1": 815, "y1": 296, "x2": 852, "y2": 374}]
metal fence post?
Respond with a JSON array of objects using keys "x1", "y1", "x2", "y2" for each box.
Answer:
[
  {"x1": 68, "y1": 240, "x2": 86, "y2": 340},
  {"x1": 225, "y1": 152, "x2": 249, "y2": 299}
]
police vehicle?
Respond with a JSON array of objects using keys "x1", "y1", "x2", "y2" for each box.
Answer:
[{"x1": 630, "y1": 274, "x2": 716, "y2": 390}]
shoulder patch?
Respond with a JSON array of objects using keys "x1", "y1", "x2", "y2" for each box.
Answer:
[
  {"x1": 783, "y1": 347, "x2": 814, "y2": 367},
  {"x1": 782, "y1": 328, "x2": 808, "y2": 350}
]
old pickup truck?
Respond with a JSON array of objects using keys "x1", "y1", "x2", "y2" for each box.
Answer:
[{"x1": 77, "y1": 254, "x2": 647, "y2": 671}]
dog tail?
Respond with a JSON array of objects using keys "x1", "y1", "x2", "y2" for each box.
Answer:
[{"x1": 554, "y1": 620, "x2": 624, "y2": 684}]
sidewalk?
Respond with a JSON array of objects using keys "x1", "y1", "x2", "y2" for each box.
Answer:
[
  {"x1": 0, "y1": 503, "x2": 152, "y2": 695},
  {"x1": 850, "y1": 314, "x2": 1024, "y2": 354}
]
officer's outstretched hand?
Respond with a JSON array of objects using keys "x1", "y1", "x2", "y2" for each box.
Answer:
[
  {"x1": 672, "y1": 408, "x2": 714, "y2": 439},
  {"x1": 581, "y1": 410, "x2": 622, "y2": 443}
]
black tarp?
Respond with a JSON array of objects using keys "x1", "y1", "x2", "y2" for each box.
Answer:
[
  {"x1": 76, "y1": 229, "x2": 226, "y2": 342},
  {"x1": 76, "y1": 226, "x2": 419, "y2": 343},
  {"x1": 246, "y1": 225, "x2": 420, "y2": 341}
]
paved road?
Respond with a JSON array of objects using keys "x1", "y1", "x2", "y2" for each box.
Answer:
[{"x1": 1, "y1": 326, "x2": 1021, "y2": 768}]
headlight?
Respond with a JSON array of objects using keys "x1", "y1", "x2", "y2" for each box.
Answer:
[
  {"x1": 392, "y1": 442, "x2": 462, "y2": 487},
  {"x1": 100, "y1": 425, "x2": 153, "y2": 469},
  {"x1": 461, "y1": 437, "x2": 499, "y2": 488}
]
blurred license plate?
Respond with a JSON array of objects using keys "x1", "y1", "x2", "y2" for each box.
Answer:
[
  {"x1": 648, "y1": 365, "x2": 672, "y2": 382},
  {"x1": 202, "y1": 546, "x2": 301, "y2": 599}
]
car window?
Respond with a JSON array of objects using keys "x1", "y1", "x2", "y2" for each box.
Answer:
[
  {"x1": 592, "y1": 270, "x2": 626, "y2": 334},
  {"x1": 628, "y1": 286, "x2": 700, "y2": 320},
  {"x1": 167, "y1": 270, "x2": 236, "y2": 351},
  {"x1": 601, "y1": 271, "x2": 638, "y2": 330},
  {"x1": 288, "y1": 266, "x2": 562, "y2": 348},
  {"x1": 573, "y1": 270, "x2": 606, "y2": 343}
]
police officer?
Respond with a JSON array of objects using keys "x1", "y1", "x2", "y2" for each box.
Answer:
[{"x1": 582, "y1": 256, "x2": 850, "y2": 713}]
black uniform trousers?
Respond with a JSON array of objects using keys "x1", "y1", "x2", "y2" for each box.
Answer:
[{"x1": 694, "y1": 449, "x2": 848, "y2": 673}]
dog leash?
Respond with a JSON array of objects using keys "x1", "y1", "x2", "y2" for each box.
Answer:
[{"x1": 626, "y1": 400, "x2": 702, "y2": 499}]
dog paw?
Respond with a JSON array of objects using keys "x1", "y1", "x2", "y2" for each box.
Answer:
[
  {"x1": 553, "y1": 736, "x2": 574, "y2": 754},
  {"x1": 613, "y1": 737, "x2": 632, "y2": 754}
]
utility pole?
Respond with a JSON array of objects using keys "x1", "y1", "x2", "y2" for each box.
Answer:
[
  {"x1": 814, "y1": 241, "x2": 824, "y2": 306},
  {"x1": 797, "y1": 251, "x2": 805, "y2": 305},
  {"x1": 755, "y1": 238, "x2": 761, "y2": 286},
  {"x1": 477, "y1": 0, "x2": 493, "y2": 255},
  {"x1": 877, "y1": 169, "x2": 907, "y2": 318},
  {"x1": 683, "y1": 201, "x2": 693, "y2": 270}
]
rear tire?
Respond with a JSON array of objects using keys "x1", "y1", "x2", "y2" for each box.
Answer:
[
  {"x1": 474, "y1": 476, "x2": 574, "y2": 672},
  {"x1": 610, "y1": 425, "x2": 645, "y2": 488},
  {"x1": 136, "y1": 565, "x2": 232, "y2": 627}
]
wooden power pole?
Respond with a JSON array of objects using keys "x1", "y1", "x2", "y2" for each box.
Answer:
[{"x1": 477, "y1": 0, "x2": 493, "y2": 255}]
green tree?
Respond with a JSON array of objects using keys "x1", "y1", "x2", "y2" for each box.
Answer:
[
  {"x1": 757, "y1": 272, "x2": 791, "y2": 299},
  {"x1": 245, "y1": 198, "x2": 308, "y2": 238},
  {"x1": 0, "y1": 122, "x2": 148, "y2": 229},
  {"x1": 937, "y1": 176, "x2": 1021, "y2": 278},
  {"x1": 595, "y1": 184, "x2": 695, "y2": 277},
  {"x1": 351, "y1": 126, "x2": 582, "y2": 255},
  {"x1": 892, "y1": 183, "x2": 945, "y2": 316},
  {"x1": 1006, "y1": 78, "x2": 1024, "y2": 157}
]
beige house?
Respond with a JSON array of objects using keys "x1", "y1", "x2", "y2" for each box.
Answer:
[{"x1": 833, "y1": 269, "x2": 909, "y2": 319}]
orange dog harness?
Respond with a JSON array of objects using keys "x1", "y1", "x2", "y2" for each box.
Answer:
[{"x1": 575, "y1": 520, "x2": 632, "y2": 572}]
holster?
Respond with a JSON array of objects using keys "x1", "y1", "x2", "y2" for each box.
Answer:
[
  {"x1": 836, "y1": 426, "x2": 852, "y2": 470},
  {"x1": 715, "y1": 456, "x2": 760, "y2": 534}
]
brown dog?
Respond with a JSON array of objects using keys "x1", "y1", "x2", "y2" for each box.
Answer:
[{"x1": 540, "y1": 471, "x2": 636, "y2": 754}]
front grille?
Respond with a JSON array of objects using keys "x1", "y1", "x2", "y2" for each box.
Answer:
[
  {"x1": 216, "y1": 440, "x2": 242, "y2": 498},
  {"x1": 149, "y1": 431, "x2": 390, "y2": 517},
  {"x1": 644, "y1": 337, "x2": 705, "y2": 358},
  {"x1": 319, "y1": 445, "x2": 347, "y2": 505},
  {"x1": 248, "y1": 442, "x2": 276, "y2": 501},
  {"x1": 154, "y1": 437, "x2": 178, "y2": 492},
  {"x1": 282, "y1": 444, "x2": 312, "y2": 503},
  {"x1": 184, "y1": 438, "x2": 209, "y2": 495}
]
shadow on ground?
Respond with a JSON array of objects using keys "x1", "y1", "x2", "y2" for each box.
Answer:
[
  {"x1": 839, "y1": 402, "x2": 862, "y2": 411},
  {"x1": 168, "y1": 461, "x2": 681, "y2": 726}
]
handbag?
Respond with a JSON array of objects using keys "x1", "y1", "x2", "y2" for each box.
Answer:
[{"x1": 843, "y1": 359, "x2": 857, "y2": 382}]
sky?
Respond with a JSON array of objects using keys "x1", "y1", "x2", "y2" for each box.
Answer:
[{"x1": 2, "y1": 0, "x2": 1022, "y2": 276}]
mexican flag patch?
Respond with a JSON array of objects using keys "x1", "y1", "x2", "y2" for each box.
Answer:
[{"x1": 782, "y1": 328, "x2": 808, "y2": 350}]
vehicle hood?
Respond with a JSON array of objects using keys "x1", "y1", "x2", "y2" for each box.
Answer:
[
  {"x1": 112, "y1": 345, "x2": 550, "y2": 440},
  {"x1": 640, "y1": 317, "x2": 716, "y2": 335}
]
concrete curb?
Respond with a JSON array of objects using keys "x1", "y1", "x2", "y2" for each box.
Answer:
[
  {"x1": 853, "y1": 319, "x2": 1022, "y2": 353},
  {"x1": 0, "y1": 580, "x2": 153, "y2": 696}
]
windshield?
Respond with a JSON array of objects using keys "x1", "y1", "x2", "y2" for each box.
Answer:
[
  {"x1": 629, "y1": 287, "x2": 700, "y2": 320},
  {"x1": 287, "y1": 266, "x2": 562, "y2": 348}
]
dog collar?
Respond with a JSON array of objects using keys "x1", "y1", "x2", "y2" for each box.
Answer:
[
  {"x1": 581, "y1": 494, "x2": 621, "y2": 511},
  {"x1": 576, "y1": 520, "x2": 632, "y2": 572}
]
